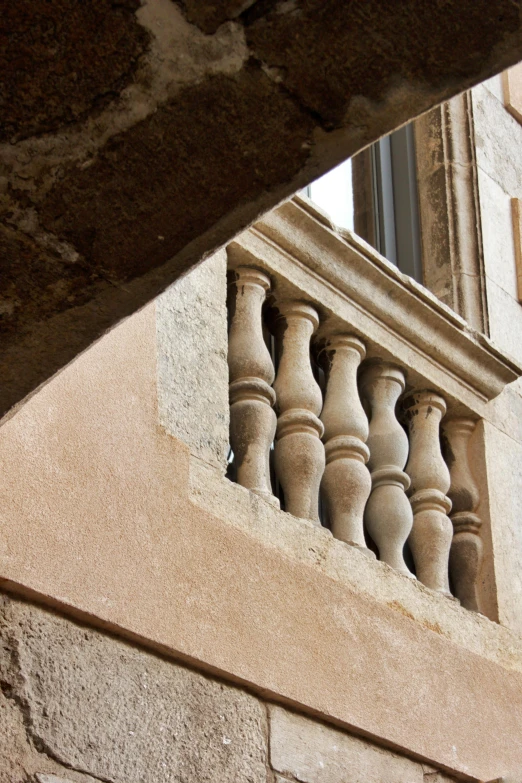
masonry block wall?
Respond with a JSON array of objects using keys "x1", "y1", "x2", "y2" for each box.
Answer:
[
  {"x1": 470, "y1": 69, "x2": 522, "y2": 631},
  {"x1": 0, "y1": 593, "x2": 457, "y2": 783}
]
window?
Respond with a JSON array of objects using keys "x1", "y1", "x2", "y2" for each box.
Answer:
[{"x1": 303, "y1": 124, "x2": 422, "y2": 283}]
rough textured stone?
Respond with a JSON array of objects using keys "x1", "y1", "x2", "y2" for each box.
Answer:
[
  {"x1": 2, "y1": 0, "x2": 522, "y2": 419},
  {"x1": 0, "y1": 688, "x2": 32, "y2": 782},
  {"x1": 35, "y1": 67, "x2": 314, "y2": 283},
  {"x1": 473, "y1": 82, "x2": 522, "y2": 367},
  {"x1": 0, "y1": 594, "x2": 269, "y2": 783},
  {"x1": 0, "y1": 0, "x2": 149, "y2": 143},
  {"x1": 269, "y1": 705, "x2": 424, "y2": 783},
  {"x1": 156, "y1": 251, "x2": 229, "y2": 470},
  {"x1": 483, "y1": 73, "x2": 505, "y2": 102},
  {"x1": 245, "y1": 0, "x2": 521, "y2": 128},
  {"x1": 183, "y1": 0, "x2": 258, "y2": 34},
  {"x1": 0, "y1": 684, "x2": 100, "y2": 783}
]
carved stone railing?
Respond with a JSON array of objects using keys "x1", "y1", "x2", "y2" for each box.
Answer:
[
  {"x1": 272, "y1": 301, "x2": 325, "y2": 523},
  {"x1": 319, "y1": 334, "x2": 371, "y2": 552},
  {"x1": 227, "y1": 266, "x2": 277, "y2": 505},
  {"x1": 360, "y1": 363, "x2": 413, "y2": 576},
  {"x1": 442, "y1": 417, "x2": 484, "y2": 611},
  {"x1": 225, "y1": 198, "x2": 522, "y2": 611}
]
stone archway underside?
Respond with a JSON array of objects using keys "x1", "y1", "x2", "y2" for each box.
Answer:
[{"x1": 1, "y1": 0, "x2": 522, "y2": 417}]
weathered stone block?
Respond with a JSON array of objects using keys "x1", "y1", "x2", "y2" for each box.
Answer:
[
  {"x1": 269, "y1": 705, "x2": 424, "y2": 783},
  {"x1": 156, "y1": 250, "x2": 229, "y2": 471},
  {"x1": 473, "y1": 85, "x2": 522, "y2": 200},
  {"x1": 0, "y1": 688, "x2": 33, "y2": 783},
  {"x1": 0, "y1": 594, "x2": 268, "y2": 783}
]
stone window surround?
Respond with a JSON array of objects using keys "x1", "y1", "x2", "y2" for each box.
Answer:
[
  {"x1": 348, "y1": 91, "x2": 489, "y2": 336},
  {"x1": 414, "y1": 92, "x2": 488, "y2": 334}
]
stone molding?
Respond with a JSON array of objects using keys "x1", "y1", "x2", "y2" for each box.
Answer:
[
  {"x1": 414, "y1": 92, "x2": 489, "y2": 334},
  {"x1": 230, "y1": 196, "x2": 521, "y2": 416}
]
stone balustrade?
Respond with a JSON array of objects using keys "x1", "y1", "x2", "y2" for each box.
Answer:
[
  {"x1": 404, "y1": 391, "x2": 453, "y2": 595},
  {"x1": 319, "y1": 335, "x2": 372, "y2": 553},
  {"x1": 360, "y1": 363, "x2": 414, "y2": 577},
  {"x1": 272, "y1": 301, "x2": 325, "y2": 523},
  {"x1": 227, "y1": 267, "x2": 277, "y2": 505},
  {"x1": 225, "y1": 224, "x2": 495, "y2": 612},
  {"x1": 442, "y1": 418, "x2": 484, "y2": 611}
]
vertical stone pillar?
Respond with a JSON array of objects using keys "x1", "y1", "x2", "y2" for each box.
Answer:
[
  {"x1": 360, "y1": 364, "x2": 413, "y2": 576},
  {"x1": 320, "y1": 334, "x2": 372, "y2": 552},
  {"x1": 443, "y1": 418, "x2": 483, "y2": 611},
  {"x1": 404, "y1": 391, "x2": 453, "y2": 595},
  {"x1": 273, "y1": 301, "x2": 325, "y2": 523},
  {"x1": 227, "y1": 267, "x2": 277, "y2": 503}
]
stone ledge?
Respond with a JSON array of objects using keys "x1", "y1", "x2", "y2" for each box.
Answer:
[{"x1": 189, "y1": 456, "x2": 522, "y2": 676}]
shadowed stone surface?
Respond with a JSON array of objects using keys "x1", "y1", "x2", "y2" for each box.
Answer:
[
  {"x1": 182, "y1": 0, "x2": 258, "y2": 34},
  {"x1": 36, "y1": 67, "x2": 313, "y2": 282},
  {"x1": 1, "y1": 0, "x2": 522, "y2": 419},
  {"x1": 0, "y1": 594, "x2": 269, "y2": 783},
  {"x1": 0, "y1": 0, "x2": 149, "y2": 142},
  {"x1": 245, "y1": 0, "x2": 522, "y2": 127}
]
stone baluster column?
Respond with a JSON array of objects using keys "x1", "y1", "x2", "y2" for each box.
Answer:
[
  {"x1": 273, "y1": 301, "x2": 325, "y2": 523},
  {"x1": 404, "y1": 391, "x2": 453, "y2": 595},
  {"x1": 442, "y1": 418, "x2": 483, "y2": 612},
  {"x1": 319, "y1": 334, "x2": 372, "y2": 552},
  {"x1": 227, "y1": 267, "x2": 277, "y2": 503},
  {"x1": 360, "y1": 364, "x2": 413, "y2": 576}
]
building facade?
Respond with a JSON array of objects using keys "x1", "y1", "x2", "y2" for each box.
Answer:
[{"x1": 2, "y1": 65, "x2": 522, "y2": 783}]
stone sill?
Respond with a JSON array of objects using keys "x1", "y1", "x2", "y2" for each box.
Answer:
[
  {"x1": 190, "y1": 456, "x2": 522, "y2": 678},
  {"x1": 229, "y1": 195, "x2": 522, "y2": 416}
]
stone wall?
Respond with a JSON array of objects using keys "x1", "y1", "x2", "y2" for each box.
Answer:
[
  {"x1": 156, "y1": 250, "x2": 229, "y2": 473},
  {"x1": 0, "y1": 592, "x2": 456, "y2": 783},
  {"x1": 470, "y1": 71, "x2": 522, "y2": 634}
]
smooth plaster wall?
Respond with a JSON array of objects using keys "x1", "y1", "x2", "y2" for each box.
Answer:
[{"x1": 472, "y1": 73, "x2": 522, "y2": 633}]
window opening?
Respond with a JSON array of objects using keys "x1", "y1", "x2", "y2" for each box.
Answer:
[
  {"x1": 304, "y1": 158, "x2": 354, "y2": 232},
  {"x1": 303, "y1": 124, "x2": 423, "y2": 283}
]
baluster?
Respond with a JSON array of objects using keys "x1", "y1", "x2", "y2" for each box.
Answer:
[
  {"x1": 404, "y1": 391, "x2": 453, "y2": 595},
  {"x1": 360, "y1": 363, "x2": 413, "y2": 576},
  {"x1": 442, "y1": 418, "x2": 483, "y2": 611},
  {"x1": 319, "y1": 334, "x2": 372, "y2": 552},
  {"x1": 273, "y1": 301, "x2": 325, "y2": 522},
  {"x1": 227, "y1": 267, "x2": 277, "y2": 503}
]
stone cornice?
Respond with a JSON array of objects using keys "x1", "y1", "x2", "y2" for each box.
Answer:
[{"x1": 229, "y1": 196, "x2": 522, "y2": 416}]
